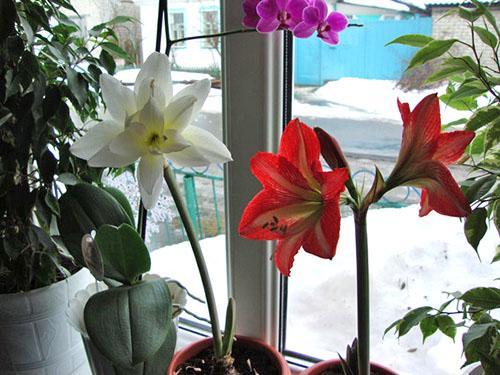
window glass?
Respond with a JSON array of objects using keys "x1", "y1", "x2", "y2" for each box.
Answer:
[
  {"x1": 201, "y1": 10, "x2": 219, "y2": 48},
  {"x1": 72, "y1": 0, "x2": 227, "y2": 326},
  {"x1": 285, "y1": 8, "x2": 497, "y2": 375}
]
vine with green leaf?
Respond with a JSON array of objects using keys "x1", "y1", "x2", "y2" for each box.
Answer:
[{"x1": 386, "y1": 1, "x2": 499, "y2": 373}]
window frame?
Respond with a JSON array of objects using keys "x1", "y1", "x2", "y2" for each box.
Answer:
[{"x1": 168, "y1": 9, "x2": 186, "y2": 48}]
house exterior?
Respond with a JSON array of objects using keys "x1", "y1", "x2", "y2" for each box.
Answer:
[{"x1": 330, "y1": 0, "x2": 419, "y2": 19}]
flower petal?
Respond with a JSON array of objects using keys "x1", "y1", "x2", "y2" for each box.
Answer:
[
  {"x1": 274, "y1": 233, "x2": 306, "y2": 276},
  {"x1": 322, "y1": 168, "x2": 349, "y2": 201},
  {"x1": 320, "y1": 30, "x2": 340, "y2": 45},
  {"x1": 407, "y1": 161, "x2": 471, "y2": 217},
  {"x1": 169, "y1": 79, "x2": 211, "y2": 126},
  {"x1": 293, "y1": 21, "x2": 316, "y2": 38},
  {"x1": 433, "y1": 130, "x2": 475, "y2": 165},
  {"x1": 134, "y1": 52, "x2": 172, "y2": 107},
  {"x1": 164, "y1": 95, "x2": 196, "y2": 132},
  {"x1": 251, "y1": 152, "x2": 318, "y2": 199},
  {"x1": 302, "y1": 200, "x2": 341, "y2": 259},
  {"x1": 287, "y1": 0, "x2": 308, "y2": 20},
  {"x1": 100, "y1": 74, "x2": 136, "y2": 123},
  {"x1": 139, "y1": 98, "x2": 165, "y2": 134},
  {"x1": 137, "y1": 154, "x2": 164, "y2": 209},
  {"x1": 313, "y1": 0, "x2": 329, "y2": 20},
  {"x1": 109, "y1": 122, "x2": 148, "y2": 159},
  {"x1": 238, "y1": 190, "x2": 320, "y2": 241},
  {"x1": 257, "y1": 0, "x2": 279, "y2": 19},
  {"x1": 326, "y1": 11, "x2": 348, "y2": 32},
  {"x1": 70, "y1": 120, "x2": 123, "y2": 161},
  {"x1": 158, "y1": 129, "x2": 190, "y2": 154},
  {"x1": 279, "y1": 119, "x2": 322, "y2": 190},
  {"x1": 88, "y1": 145, "x2": 140, "y2": 168},
  {"x1": 257, "y1": 17, "x2": 280, "y2": 33},
  {"x1": 135, "y1": 77, "x2": 166, "y2": 112},
  {"x1": 166, "y1": 126, "x2": 232, "y2": 167},
  {"x1": 303, "y1": 6, "x2": 321, "y2": 25}
]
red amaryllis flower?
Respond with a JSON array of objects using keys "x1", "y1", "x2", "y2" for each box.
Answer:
[
  {"x1": 387, "y1": 94, "x2": 475, "y2": 217},
  {"x1": 238, "y1": 119, "x2": 349, "y2": 276}
]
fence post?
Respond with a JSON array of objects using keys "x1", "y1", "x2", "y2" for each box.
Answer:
[{"x1": 183, "y1": 174, "x2": 202, "y2": 239}]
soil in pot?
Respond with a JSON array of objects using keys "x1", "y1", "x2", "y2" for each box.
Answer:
[
  {"x1": 175, "y1": 340, "x2": 281, "y2": 375},
  {"x1": 319, "y1": 369, "x2": 386, "y2": 375}
]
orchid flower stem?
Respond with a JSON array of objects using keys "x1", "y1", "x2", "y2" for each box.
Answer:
[
  {"x1": 163, "y1": 164, "x2": 223, "y2": 358},
  {"x1": 354, "y1": 210, "x2": 370, "y2": 375}
]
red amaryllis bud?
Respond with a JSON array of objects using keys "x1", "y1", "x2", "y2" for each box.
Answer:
[{"x1": 314, "y1": 127, "x2": 349, "y2": 170}]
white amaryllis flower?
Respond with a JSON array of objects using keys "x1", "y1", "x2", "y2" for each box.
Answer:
[{"x1": 70, "y1": 52, "x2": 232, "y2": 209}]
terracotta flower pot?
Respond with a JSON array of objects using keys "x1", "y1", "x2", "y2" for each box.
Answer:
[
  {"x1": 167, "y1": 335, "x2": 291, "y2": 374},
  {"x1": 301, "y1": 359, "x2": 398, "y2": 375}
]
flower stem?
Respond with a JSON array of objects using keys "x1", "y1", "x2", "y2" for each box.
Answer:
[
  {"x1": 163, "y1": 164, "x2": 223, "y2": 358},
  {"x1": 354, "y1": 210, "x2": 370, "y2": 375}
]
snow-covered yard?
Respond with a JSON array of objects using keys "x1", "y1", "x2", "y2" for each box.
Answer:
[{"x1": 151, "y1": 205, "x2": 498, "y2": 375}]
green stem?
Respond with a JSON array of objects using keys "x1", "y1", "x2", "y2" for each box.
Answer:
[
  {"x1": 163, "y1": 165, "x2": 223, "y2": 358},
  {"x1": 354, "y1": 210, "x2": 370, "y2": 375}
]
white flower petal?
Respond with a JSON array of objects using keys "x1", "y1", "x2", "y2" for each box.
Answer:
[
  {"x1": 137, "y1": 154, "x2": 164, "y2": 209},
  {"x1": 139, "y1": 98, "x2": 165, "y2": 134},
  {"x1": 100, "y1": 74, "x2": 136, "y2": 123},
  {"x1": 166, "y1": 126, "x2": 232, "y2": 167},
  {"x1": 135, "y1": 77, "x2": 166, "y2": 112},
  {"x1": 172, "y1": 79, "x2": 211, "y2": 120},
  {"x1": 88, "y1": 145, "x2": 139, "y2": 168},
  {"x1": 134, "y1": 52, "x2": 172, "y2": 107},
  {"x1": 109, "y1": 122, "x2": 147, "y2": 158},
  {"x1": 70, "y1": 120, "x2": 123, "y2": 161},
  {"x1": 159, "y1": 129, "x2": 190, "y2": 154},
  {"x1": 164, "y1": 95, "x2": 196, "y2": 132}
]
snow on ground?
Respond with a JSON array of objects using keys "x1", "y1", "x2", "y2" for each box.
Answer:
[
  {"x1": 114, "y1": 68, "x2": 213, "y2": 85},
  {"x1": 294, "y1": 78, "x2": 468, "y2": 125},
  {"x1": 151, "y1": 205, "x2": 498, "y2": 375}
]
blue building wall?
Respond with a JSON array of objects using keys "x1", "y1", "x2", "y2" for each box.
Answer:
[{"x1": 294, "y1": 16, "x2": 433, "y2": 86}]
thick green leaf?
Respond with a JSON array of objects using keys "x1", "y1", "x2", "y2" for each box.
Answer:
[
  {"x1": 99, "y1": 49, "x2": 116, "y2": 75},
  {"x1": 474, "y1": 26, "x2": 498, "y2": 49},
  {"x1": 386, "y1": 34, "x2": 433, "y2": 48},
  {"x1": 485, "y1": 122, "x2": 500, "y2": 153},
  {"x1": 103, "y1": 186, "x2": 135, "y2": 227},
  {"x1": 84, "y1": 279, "x2": 173, "y2": 368},
  {"x1": 222, "y1": 297, "x2": 236, "y2": 356},
  {"x1": 436, "y1": 315, "x2": 457, "y2": 339},
  {"x1": 463, "y1": 322, "x2": 497, "y2": 352},
  {"x1": 420, "y1": 316, "x2": 438, "y2": 343},
  {"x1": 466, "y1": 106, "x2": 500, "y2": 131},
  {"x1": 94, "y1": 224, "x2": 150, "y2": 284},
  {"x1": 398, "y1": 307, "x2": 433, "y2": 336},
  {"x1": 461, "y1": 287, "x2": 500, "y2": 310},
  {"x1": 465, "y1": 175, "x2": 497, "y2": 203},
  {"x1": 464, "y1": 208, "x2": 488, "y2": 252},
  {"x1": 407, "y1": 39, "x2": 457, "y2": 70}
]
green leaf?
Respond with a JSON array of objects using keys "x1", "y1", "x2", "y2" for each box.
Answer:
[
  {"x1": 39, "y1": 149, "x2": 57, "y2": 184},
  {"x1": 99, "y1": 49, "x2": 116, "y2": 75},
  {"x1": 385, "y1": 34, "x2": 433, "y2": 48},
  {"x1": 461, "y1": 287, "x2": 500, "y2": 310},
  {"x1": 436, "y1": 315, "x2": 457, "y2": 340},
  {"x1": 464, "y1": 208, "x2": 488, "y2": 252},
  {"x1": 463, "y1": 322, "x2": 497, "y2": 351},
  {"x1": 466, "y1": 106, "x2": 500, "y2": 131},
  {"x1": 458, "y1": 6, "x2": 484, "y2": 22},
  {"x1": 57, "y1": 173, "x2": 79, "y2": 186},
  {"x1": 465, "y1": 175, "x2": 497, "y2": 203},
  {"x1": 84, "y1": 279, "x2": 173, "y2": 368},
  {"x1": 474, "y1": 26, "x2": 498, "y2": 49},
  {"x1": 426, "y1": 66, "x2": 466, "y2": 84},
  {"x1": 492, "y1": 245, "x2": 500, "y2": 263},
  {"x1": 420, "y1": 316, "x2": 439, "y2": 343},
  {"x1": 384, "y1": 318, "x2": 403, "y2": 337},
  {"x1": 398, "y1": 307, "x2": 434, "y2": 336},
  {"x1": 222, "y1": 298, "x2": 236, "y2": 356},
  {"x1": 485, "y1": 122, "x2": 500, "y2": 153},
  {"x1": 94, "y1": 224, "x2": 150, "y2": 284},
  {"x1": 100, "y1": 42, "x2": 130, "y2": 61},
  {"x1": 102, "y1": 186, "x2": 135, "y2": 227},
  {"x1": 467, "y1": 131, "x2": 485, "y2": 155},
  {"x1": 44, "y1": 191, "x2": 60, "y2": 217},
  {"x1": 67, "y1": 67, "x2": 88, "y2": 107},
  {"x1": 407, "y1": 39, "x2": 457, "y2": 70},
  {"x1": 449, "y1": 81, "x2": 488, "y2": 101}
]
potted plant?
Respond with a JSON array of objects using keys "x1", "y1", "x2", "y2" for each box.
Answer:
[
  {"x1": 385, "y1": 1, "x2": 499, "y2": 374},
  {"x1": 0, "y1": 1, "x2": 132, "y2": 374}
]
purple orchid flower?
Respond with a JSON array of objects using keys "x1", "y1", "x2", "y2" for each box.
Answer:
[
  {"x1": 242, "y1": 0, "x2": 260, "y2": 28},
  {"x1": 294, "y1": 0, "x2": 348, "y2": 45},
  {"x1": 256, "y1": 0, "x2": 308, "y2": 33}
]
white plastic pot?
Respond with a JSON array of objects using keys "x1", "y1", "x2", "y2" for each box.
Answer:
[{"x1": 0, "y1": 268, "x2": 92, "y2": 375}]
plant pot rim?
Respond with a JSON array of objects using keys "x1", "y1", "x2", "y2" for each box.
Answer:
[
  {"x1": 301, "y1": 358, "x2": 398, "y2": 374},
  {"x1": 167, "y1": 334, "x2": 291, "y2": 374}
]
